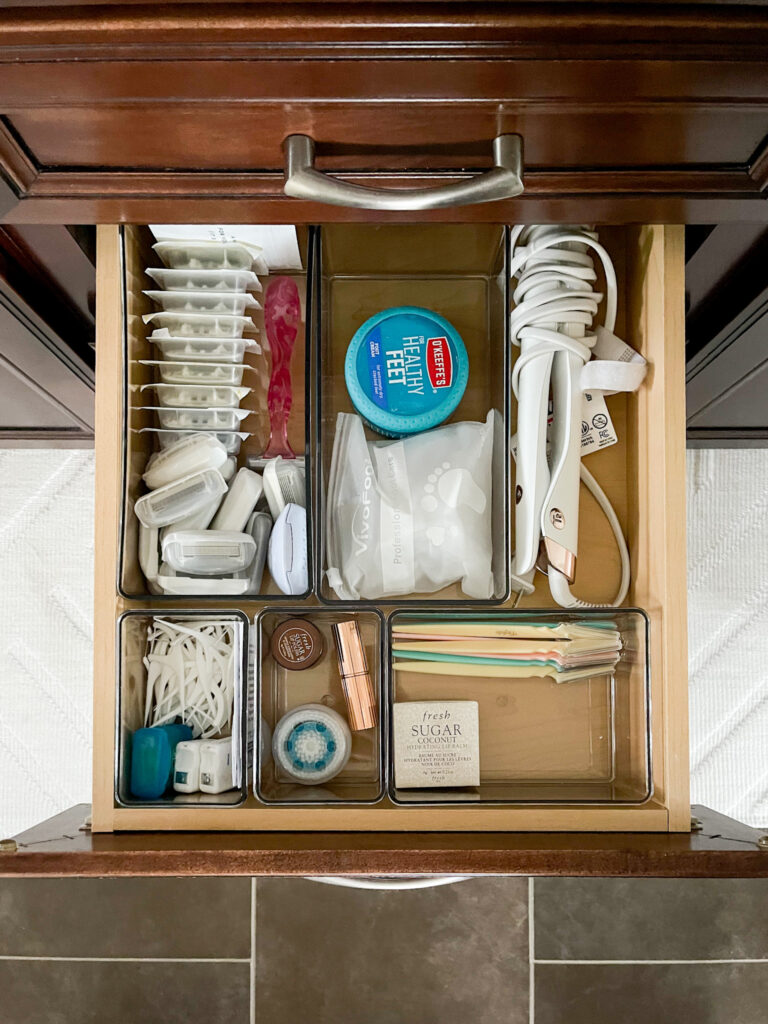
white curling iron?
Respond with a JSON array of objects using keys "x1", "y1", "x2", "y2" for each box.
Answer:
[{"x1": 509, "y1": 225, "x2": 630, "y2": 609}]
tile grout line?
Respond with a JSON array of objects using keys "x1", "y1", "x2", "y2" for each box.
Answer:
[
  {"x1": 0, "y1": 956, "x2": 250, "y2": 963},
  {"x1": 536, "y1": 957, "x2": 768, "y2": 965},
  {"x1": 528, "y1": 877, "x2": 535, "y2": 1024},
  {"x1": 250, "y1": 877, "x2": 257, "y2": 1024}
]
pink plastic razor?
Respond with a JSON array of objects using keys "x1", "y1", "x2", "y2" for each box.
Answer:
[{"x1": 263, "y1": 276, "x2": 301, "y2": 459}]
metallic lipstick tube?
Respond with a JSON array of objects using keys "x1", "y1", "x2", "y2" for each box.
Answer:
[{"x1": 331, "y1": 619, "x2": 378, "y2": 732}]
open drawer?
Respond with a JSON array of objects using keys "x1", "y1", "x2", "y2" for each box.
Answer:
[{"x1": 93, "y1": 221, "x2": 688, "y2": 835}]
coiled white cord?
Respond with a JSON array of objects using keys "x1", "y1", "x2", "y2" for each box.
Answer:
[{"x1": 510, "y1": 225, "x2": 630, "y2": 609}]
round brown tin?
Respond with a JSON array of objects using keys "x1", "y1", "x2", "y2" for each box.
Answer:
[{"x1": 270, "y1": 618, "x2": 325, "y2": 670}]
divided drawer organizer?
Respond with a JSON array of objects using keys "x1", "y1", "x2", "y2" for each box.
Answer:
[{"x1": 93, "y1": 222, "x2": 689, "y2": 833}]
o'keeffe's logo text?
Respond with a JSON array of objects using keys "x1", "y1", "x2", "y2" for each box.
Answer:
[{"x1": 427, "y1": 336, "x2": 452, "y2": 389}]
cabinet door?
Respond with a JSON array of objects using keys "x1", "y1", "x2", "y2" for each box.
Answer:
[
  {"x1": 2, "y1": 3, "x2": 768, "y2": 223},
  {"x1": 0, "y1": 226, "x2": 94, "y2": 445}
]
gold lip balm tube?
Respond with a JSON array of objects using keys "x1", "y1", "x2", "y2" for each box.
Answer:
[{"x1": 331, "y1": 620, "x2": 378, "y2": 732}]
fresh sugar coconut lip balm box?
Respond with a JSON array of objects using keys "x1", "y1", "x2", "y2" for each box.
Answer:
[{"x1": 393, "y1": 701, "x2": 480, "y2": 788}]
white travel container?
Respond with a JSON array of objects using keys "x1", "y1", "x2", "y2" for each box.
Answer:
[
  {"x1": 148, "y1": 335, "x2": 259, "y2": 364},
  {"x1": 143, "y1": 311, "x2": 257, "y2": 339},
  {"x1": 138, "y1": 360, "x2": 254, "y2": 386},
  {"x1": 140, "y1": 383, "x2": 251, "y2": 408},
  {"x1": 140, "y1": 428, "x2": 252, "y2": 454},
  {"x1": 134, "y1": 468, "x2": 227, "y2": 529},
  {"x1": 153, "y1": 239, "x2": 260, "y2": 273},
  {"x1": 143, "y1": 290, "x2": 260, "y2": 316},
  {"x1": 145, "y1": 267, "x2": 262, "y2": 293},
  {"x1": 142, "y1": 432, "x2": 227, "y2": 490},
  {"x1": 162, "y1": 530, "x2": 257, "y2": 576},
  {"x1": 211, "y1": 468, "x2": 264, "y2": 532},
  {"x1": 144, "y1": 406, "x2": 253, "y2": 431}
]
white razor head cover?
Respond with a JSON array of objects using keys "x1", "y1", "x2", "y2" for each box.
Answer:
[
  {"x1": 143, "y1": 432, "x2": 227, "y2": 490},
  {"x1": 134, "y1": 468, "x2": 228, "y2": 529},
  {"x1": 268, "y1": 502, "x2": 308, "y2": 596},
  {"x1": 210, "y1": 468, "x2": 264, "y2": 532},
  {"x1": 138, "y1": 523, "x2": 160, "y2": 583},
  {"x1": 162, "y1": 530, "x2": 256, "y2": 576}
]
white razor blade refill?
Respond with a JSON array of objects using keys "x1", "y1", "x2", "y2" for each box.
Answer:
[
  {"x1": 140, "y1": 383, "x2": 251, "y2": 409},
  {"x1": 155, "y1": 565, "x2": 249, "y2": 596},
  {"x1": 134, "y1": 468, "x2": 227, "y2": 529},
  {"x1": 162, "y1": 530, "x2": 256, "y2": 576},
  {"x1": 143, "y1": 432, "x2": 227, "y2": 489},
  {"x1": 211, "y1": 467, "x2": 264, "y2": 532},
  {"x1": 262, "y1": 456, "x2": 306, "y2": 520},
  {"x1": 146, "y1": 405, "x2": 252, "y2": 432}
]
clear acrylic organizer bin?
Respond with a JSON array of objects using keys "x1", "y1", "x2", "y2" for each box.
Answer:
[
  {"x1": 116, "y1": 610, "x2": 250, "y2": 808},
  {"x1": 256, "y1": 607, "x2": 385, "y2": 805},
  {"x1": 120, "y1": 225, "x2": 312, "y2": 601},
  {"x1": 314, "y1": 224, "x2": 511, "y2": 606},
  {"x1": 388, "y1": 608, "x2": 651, "y2": 806}
]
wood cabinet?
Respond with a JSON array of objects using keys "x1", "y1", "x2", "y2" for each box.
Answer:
[
  {"x1": 0, "y1": 225, "x2": 94, "y2": 444},
  {"x1": 1, "y1": 2, "x2": 767, "y2": 876}
]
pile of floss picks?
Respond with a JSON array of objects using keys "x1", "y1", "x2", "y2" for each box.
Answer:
[{"x1": 143, "y1": 618, "x2": 235, "y2": 737}]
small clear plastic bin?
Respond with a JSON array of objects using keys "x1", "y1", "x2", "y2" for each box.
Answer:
[
  {"x1": 144, "y1": 290, "x2": 261, "y2": 316},
  {"x1": 140, "y1": 383, "x2": 251, "y2": 408},
  {"x1": 116, "y1": 610, "x2": 249, "y2": 808},
  {"x1": 148, "y1": 336, "x2": 259, "y2": 363},
  {"x1": 144, "y1": 312, "x2": 257, "y2": 340},
  {"x1": 256, "y1": 608, "x2": 385, "y2": 805},
  {"x1": 138, "y1": 360, "x2": 255, "y2": 386},
  {"x1": 388, "y1": 609, "x2": 651, "y2": 806},
  {"x1": 316, "y1": 224, "x2": 510, "y2": 606},
  {"x1": 153, "y1": 239, "x2": 262, "y2": 273},
  {"x1": 146, "y1": 267, "x2": 262, "y2": 293},
  {"x1": 144, "y1": 406, "x2": 253, "y2": 431},
  {"x1": 140, "y1": 428, "x2": 252, "y2": 454}
]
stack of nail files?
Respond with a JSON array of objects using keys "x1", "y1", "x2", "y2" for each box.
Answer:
[
  {"x1": 138, "y1": 235, "x2": 266, "y2": 458},
  {"x1": 136, "y1": 432, "x2": 271, "y2": 596},
  {"x1": 391, "y1": 620, "x2": 622, "y2": 683}
]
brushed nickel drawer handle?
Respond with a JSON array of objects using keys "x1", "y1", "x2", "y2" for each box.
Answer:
[{"x1": 283, "y1": 134, "x2": 523, "y2": 211}]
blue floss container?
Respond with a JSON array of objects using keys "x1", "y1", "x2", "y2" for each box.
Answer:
[
  {"x1": 344, "y1": 306, "x2": 469, "y2": 437},
  {"x1": 130, "y1": 723, "x2": 193, "y2": 800}
]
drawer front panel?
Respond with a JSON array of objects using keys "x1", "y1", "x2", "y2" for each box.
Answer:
[{"x1": 2, "y1": 6, "x2": 768, "y2": 221}]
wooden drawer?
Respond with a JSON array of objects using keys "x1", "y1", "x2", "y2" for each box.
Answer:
[
  {"x1": 2, "y1": 4, "x2": 768, "y2": 224},
  {"x1": 91, "y1": 220, "x2": 689, "y2": 837}
]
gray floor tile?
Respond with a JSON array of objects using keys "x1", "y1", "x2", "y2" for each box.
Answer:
[
  {"x1": 0, "y1": 960, "x2": 250, "y2": 1024},
  {"x1": 535, "y1": 963, "x2": 768, "y2": 1024},
  {"x1": 534, "y1": 878, "x2": 768, "y2": 960},
  {"x1": 0, "y1": 878, "x2": 251, "y2": 958},
  {"x1": 254, "y1": 876, "x2": 529, "y2": 1024}
]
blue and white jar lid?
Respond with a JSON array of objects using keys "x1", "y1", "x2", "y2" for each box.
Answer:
[{"x1": 344, "y1": 306, "x2": 469, "y2": 437}]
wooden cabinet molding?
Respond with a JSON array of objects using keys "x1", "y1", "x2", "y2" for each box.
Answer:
[{"x1": 3, "y1": 3, "x2": 768, "y2": 222}]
